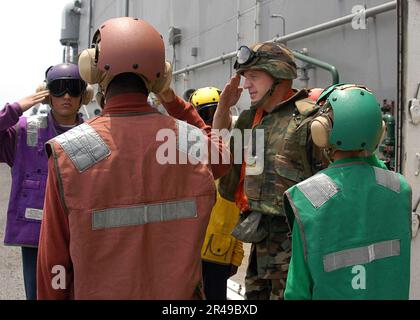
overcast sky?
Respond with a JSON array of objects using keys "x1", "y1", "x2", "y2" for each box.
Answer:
[{"x1": 0, "y1": 0, "x2": 72, "y2": 107}]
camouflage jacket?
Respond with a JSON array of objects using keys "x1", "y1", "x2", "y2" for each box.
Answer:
[{"x1": 219, "y1": 89, "x2": 324, "y2": 216}]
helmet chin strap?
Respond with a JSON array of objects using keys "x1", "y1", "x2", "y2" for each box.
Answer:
[
  {"x1": 250, "y1": 79, "x2": 281, "y2": 109},
  {"x1": 96, "y1": 84, "x2": 106, "y2": 109}
]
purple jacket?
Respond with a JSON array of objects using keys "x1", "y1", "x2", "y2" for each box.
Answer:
[{"x1": 0, "y1": 103, "x2": 82, "y2": 247}]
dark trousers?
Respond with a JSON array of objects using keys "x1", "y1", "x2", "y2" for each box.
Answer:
[
  {"x1": 21, "y1": 247, "x2": 38, "y2": 300},
  {"x1": 202, "y1": 260, "x2": 231, "y2": 300}
]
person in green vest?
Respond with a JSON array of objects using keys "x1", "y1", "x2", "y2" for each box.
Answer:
[
  {"x1": 283, "y1": 83, "x2": 412, "y2": 300},
  {"x1": 213, "y1": 41, "x2": 325, "y2": 299}
]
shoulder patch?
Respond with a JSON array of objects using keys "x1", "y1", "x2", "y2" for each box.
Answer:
[
  {"x1": 297, "y1": 173, "x2": 340, "y2": 208},
  {"x1": 295, "y1": 98, "x2": 319, "y2": 117},
  {"x1": 52, "y1": 123, "x2": 111, "y2": 172},
  {"x1": 373, "y1": 167, "x2": 400, "y2": 193}
]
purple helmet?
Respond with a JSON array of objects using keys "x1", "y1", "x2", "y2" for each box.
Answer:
[
  {"x1": 46, "y1": 63, "x2": 85, "y2": 84},
  {"x1": 45, "y1": 63, "x2": 87, "y2": 97}
]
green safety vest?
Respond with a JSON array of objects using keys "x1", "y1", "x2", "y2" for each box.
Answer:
[
  {"x1": 219, "y1": 89, "x2": 321, "y2": 215},
  {"x1": 284, "y1": 158, "x2": 412, "y2": 299}
]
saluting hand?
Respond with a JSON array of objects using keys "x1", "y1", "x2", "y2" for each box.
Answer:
[
  {"x1": 218, "y1": 74, "x2": 243, "y2": 110},
  {"x1": 18, "y1": 90, "x2": 50, "y2": 112}
]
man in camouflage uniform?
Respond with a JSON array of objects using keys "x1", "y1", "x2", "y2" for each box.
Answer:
[{"x1": 213, "y1": 42, "x2": 324, "y2": 299}]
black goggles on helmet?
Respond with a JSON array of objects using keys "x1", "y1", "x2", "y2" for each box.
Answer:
[
  {"x1": 48, "y1": 79, "x2": 86, "y2": 97},
  {"x1": 234, "y1": 45, "x2": 290, "y2": 69}
]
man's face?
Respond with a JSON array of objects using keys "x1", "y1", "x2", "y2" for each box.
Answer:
[
  {"x1": 50, "y1": 93, "x2": 81, "y2": 119},
  {"x1": 242, "y1": 70, "x2": 274, "y2": 103}
]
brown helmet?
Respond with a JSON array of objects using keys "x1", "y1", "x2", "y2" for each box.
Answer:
[
  {"x1": 234, "y1": 42, "x2": 297, "y2": 80},
  {"x1": 79, "y1": 17, "x2": 165, "y2": 93}
]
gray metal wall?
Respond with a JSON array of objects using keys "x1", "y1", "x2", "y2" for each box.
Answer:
[{"x1": 77, "y1": 0, "x2": 397, "y2": 110}]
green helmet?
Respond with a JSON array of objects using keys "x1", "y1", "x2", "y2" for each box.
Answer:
[
  {"x1": 234, "y1": 42, "x2": 297, "y2": 80},
  {"x1": 317, "y1": 84, "x2": 383, "y2": 152}
]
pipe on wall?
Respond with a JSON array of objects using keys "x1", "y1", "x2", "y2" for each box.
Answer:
[
  {"x1": 173, "y1": 1, "x2": 396, "y2": 82},
  {"x1": 236, "y1": 0, "x2": 240, "y2": 48},
  {"x1": 272, "y1": 1, "x2": 396, "y2": 43},
  {"x1": 254, "y1": 0, "x2": 261, "y2": 43},
  {"x1": 88, "y1": 0, "x2": 93, "y2": 45},
  {"x1": 293, "y1": 51, "x2": 340, "y2": 84}
]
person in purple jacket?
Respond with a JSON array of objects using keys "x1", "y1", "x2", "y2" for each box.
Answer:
[{"x1": 0, "y1": 63, "x2": 92, "y2": 299}]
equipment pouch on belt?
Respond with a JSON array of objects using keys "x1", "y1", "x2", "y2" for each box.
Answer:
[{"x1": 231, "y1": 211, "x2": 268, "y2": 243}]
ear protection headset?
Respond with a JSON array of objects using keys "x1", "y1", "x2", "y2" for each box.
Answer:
[
  {"x1": 310, "y1": 84, "x2": 386, "y2": 153},
  {"x1": 78, "y1": 46, "x2": 114, "y2": 109},
  {"x1": 310, "y1": 107, "x2": 334, "y2": 149},
  {"x1": 78, "y1": 47, "x2": 110, "y2": 87}
]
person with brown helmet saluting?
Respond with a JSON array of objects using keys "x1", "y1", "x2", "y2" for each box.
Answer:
[{"x1": 37, "y1": 17, "x2": 231, "y2": 300}]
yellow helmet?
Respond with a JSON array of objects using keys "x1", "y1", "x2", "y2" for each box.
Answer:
[
  {"x1": 190, "y1": 87, "x2": 221, "y2": 107},
  {"x1": 190, "y1": 87, "x2": 221, "y2": 125}
]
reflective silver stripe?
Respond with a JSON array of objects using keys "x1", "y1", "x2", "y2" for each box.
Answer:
[
  {"x1": 24, "y1": 208, "x2": 43, "y2": 221},
  {"x1": 374, "y1": 167, "x2": 400, "y2": 193},
  {"x1": 323, "y1": 239, "x2": 400, "y2": 272},
  {"x1": 26, "y1": 116, "x2": 48, "y2": 147},
  {"x1": 176, "y1": 120, "x2": 207, "y2": 163},
  {"x1": 92, "y1": 199, "x2": 198, "y2": 230},
  {"x1": 296, "y1": 173, "x2": 339, "y2": 208},
  {"x1": 53, "y1": 123, "x2": 110, "y2": 172}
]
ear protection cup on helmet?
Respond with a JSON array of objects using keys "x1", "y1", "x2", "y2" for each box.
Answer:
[
  {"x1": 79, "y1": 48, "x2": 103, "y2": 85},
  {"x1": 310, "y1": 115, "x2": 333, "y2": 148},
  {"x1": 36, "y1": 82, "x2": 50, "y2": 105},
  {"x1": 151, "y1": 61, "x2": 173, "y2": 94},
  {"x1": 81, "y1": 84, "x2": 94, "y2": 105}
]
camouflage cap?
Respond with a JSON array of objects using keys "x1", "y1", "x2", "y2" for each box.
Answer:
[{"x1": 236, "y1": 42, "x2": 297, "y2": 80}]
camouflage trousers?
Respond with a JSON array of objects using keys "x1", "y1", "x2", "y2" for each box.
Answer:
[{"x1": 244, "y1": 215, "x2": 291, "y2": 300}]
